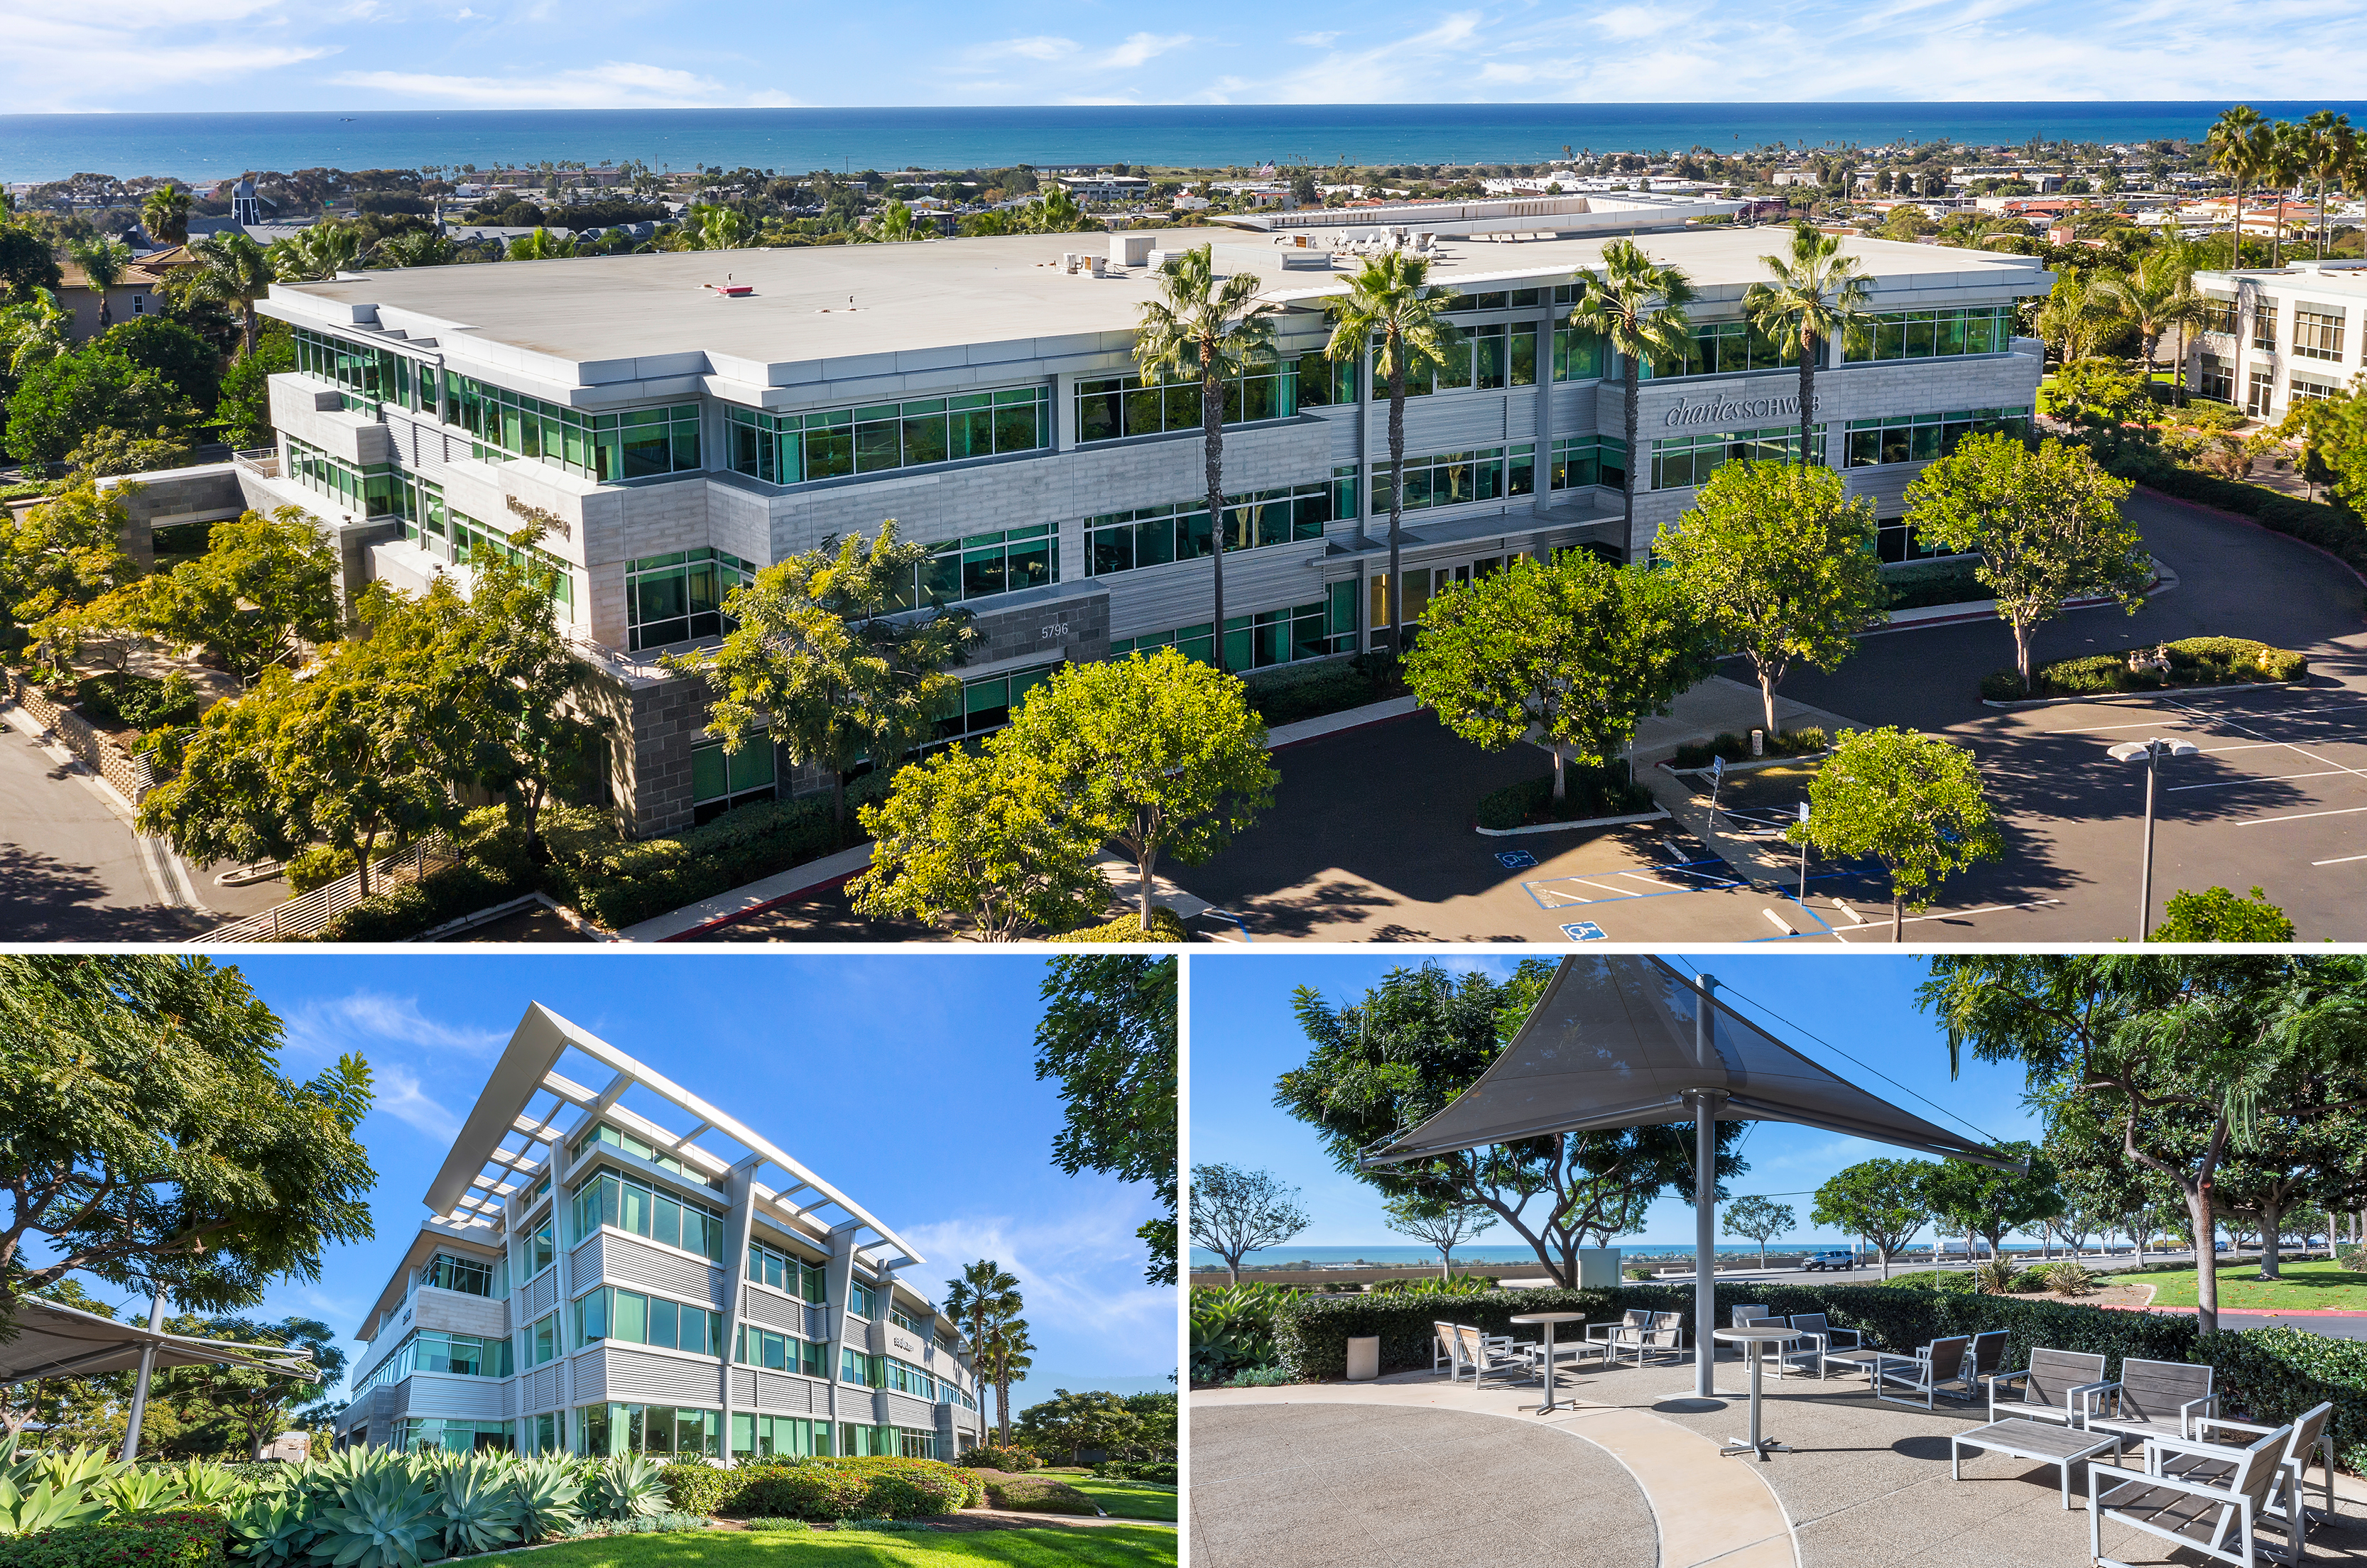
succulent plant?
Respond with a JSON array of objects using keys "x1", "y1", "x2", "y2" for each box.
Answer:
[
  {"x1": 227, "y1": 1488, "x2": 321, "y2": 1568},
  {"x1": 436, "y1": 1455, "x2": 526, "y2": 1555},
  {"x1": 588, "y1": 1454, "x2": 668, "y2": 1522},
  {"x1": 310, "y1": 1460, "x2": 445, "y2": 1568},
  {"x1": 513, "y1": 1455, "x2": 583, "y2": 1541}
]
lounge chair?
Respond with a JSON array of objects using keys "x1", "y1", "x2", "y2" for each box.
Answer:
[
  {"x1": 1779, "y1": 1312, "x2": 1861, "y2": 1379},
  {"x1": 1985, "y1": 1346, "x2": 2106, "y2": 1427},
  {"x1": 1873, "y1": 1334, "x2": 1976, "y2": 1409},
  {"x1": 1635, "y1": 1311, "x2": 1687, "y2": 1366},
  {"x1": 1741, "y1": 1316, "x2": 1813, "y2": 1377},
  {"x1": 2169, "y1": 1401, "x2": 2337, "y2": 1564},
  {"x1": 1964, "y1": 1329, "x2": 2008, "y2": 1390},
  {"x1": 1445, "y1": 1323, "x2": 1534, "y2": 1389},
  {"x1": 2085, "y1": 1359, "x2": 2216, "y2": 1454},
  {"x1": 1431, "y1": 1319, "x2": 1457, "y2": 1376},
  {"x1": 2090, "y1": 1422, "x2": 2297, "y2": 1568},
  {"x1": 1729, "y1": 1305, "x2": 1770, "y2": 1328},
  {"x1": 1587, "y1": 1310, "x2": 1653, "y2": 1365}
]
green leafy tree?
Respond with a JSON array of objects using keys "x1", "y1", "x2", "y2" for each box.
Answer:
[
  {"x1": 0, "y1": 479, "x2": 137, "y2": 663},
  {"x1": 670, "y1": 521, "x2": 975, "y2": 834},
  {"x1": 1032, "y1": 957, "x2": 1180, "y2": 1285},
  {"x1": 1322, "y1": 251, "x2": 1453, "y2": 651},
  {"x1": 1406, "y1": 550, "x2": 1714, "y2": 801},
  {"x1": 1810, "y1": 1158, "x2": 1930, "y2": 1278},
  {"x1": 0, "y1": 288, "x2": 72, "y2": 381},
  {"x1": 68, "y1": 238, "x2": 134, "y2": 331},
  {"x1": 1918, "y1": 1140, "x2": 2060, "y2": 1265},
  {"x1": 0, "y1": 954, "x2": 376, "y2": 1336},
  {"x1": 1904, "y1": 432, "x2": 2147, "y2": 695},
  {"x1": 171, "y1": 1315, "x2": 343, "y2": 1459},
  {"x1": 1381, "y1": 1194, "x2": 1496, "y2": 1278},
  {"x1": 65, "y1": 426, "x2": 192, "y2": 477},
  {"x1": 109, "y1": 507, "x2": 339, "y2": 680},
  {"x1": 212, "y1": 325, "x2": 296, "y2": 448},
  {"x1": 1721, "y1": 1194, "x2": 1797, "y2": 1270},
  {"x1": 1275, "y1": 960, "x2": 1746, "y2": 1287},
  {"x1": 1741, "y1": 222, "x2": 1871, "y2": 463},
  {"x1": 1653, "y1": 460, "x2": 1887, "y2": 736},
  {"x1": 0, "y1": 218, "x2": 64, "y2": 301},
  {"x1": 172, "y1": 234, "x2": 274, "y2": 356},
  {"x1": 1567, "y1": 237, "x2": 1697, "y2": 543},
  {"x1": 505, "y1": 228, "x2": 579, "y2": 261},
  {"x1": 1922, "y1": 952, "x2": 2367, "y2": 1332},
  {"x1": 1790, "y1": 726, "x2": 2003, "y2": 940},
  {"x1": 372, "y1": 229, "x2": 457, "y2": 268},
  {"x1": 98, "y1": 317, "x2": 222, "y2": 412},
  {"x1": 850, "y1": 746, "x2": 1106, "y2": 940},
  {"x1": 996, "y1": 647, "x2": 1276, "y2": 925},
  {"x1": 1013, "y1": 1389, "x2": 1141, "y2": 1466},
  {"x1": 2153, "y1": 885, "x2": 2297, "y2": 943},
  {"x1": 1189, "y1": 1164, "x2": 1307, "y2": 1286},
  {"x1": 1131, "y1": 245, "x2": 1278, "y2": 672},
  {"x1": 5, "y1": 349, "x2": 200, "y2": 464},
  {"x1": 2273, "y1": 381, "x2": 2367, "y2": 516}
]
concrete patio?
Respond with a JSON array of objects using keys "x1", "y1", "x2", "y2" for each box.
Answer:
[{"x1": 1190, "y1": 1351, "x2": 2367, "y2": 1568}]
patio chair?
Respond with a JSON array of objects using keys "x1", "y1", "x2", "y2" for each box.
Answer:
[
  {"x1": 1636, "y1": 1311, "x2": 1687, "y2": 1366},
  {"x1": 1730, "y1": 1305, "x2": 1771, "y2": 1328},
  {"x1": 2169, "y1": 1401, "x2": 2338, "y2": 1565},
  {"x1": 2084, "y1": 1359, "x2": 2216, "y2": 1454},
  {"x1": 1964, "y1": 1330, "x2": 2008, "y2": 1389},
  {"x1": 1742, "y1": 1316, "x2": 1814, "y2": 1377},
  {"x1": 1779, "y1": 1312, "x2": 1861, "y2": 1379},
  {"x1": 1587, "y1": 1310, "x2": 1654, "y2": 1366},
  {"x1": 1873, "y1": 1334, "x2": 1976, "y2": 1409},
  {"x1": 2089, "y1": 1421, "x2": 2297, "y2": 1568},
  {"x1": 1985, "y1": 1346, "x2": 2106, "y2": 1427},
  {"x1": 1431, "y1": 1320, "x2": 1457, "y2": 1376},
  {"x1": 1445, "y1": 1324, "x2": 1534, "y2": 1389}
]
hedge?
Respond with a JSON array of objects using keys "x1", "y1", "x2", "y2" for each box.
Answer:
[
  {"x1": 1979, "y1": 637, "x2": 2307, "y2": 702},
  {"x1": 1240, "y1": 655, "x2": 1402, "y2": 729},
  {"x1": 1045, "y1": 908, "x2": 1191, "y2": 944},
  {"x1": 1475, "y1": 768, "x2": 1654, "y2": 829},
  {"x1": 0, "y1": 1512, "x2": 229, "y2": 1568},
  {"x1": 979, "y1": 1476, "x2": 1099, "y2": 1515},
  {"x1": 1089, "y1": 1461, "x2": 1177, "y2": 1484},
  {"x1": 683, "y1": 1457, "x2": 981, "y2": 1520}
]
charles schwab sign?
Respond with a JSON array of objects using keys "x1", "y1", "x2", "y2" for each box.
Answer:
[{"x1": 1661, "y1": 390, "x2": 1823, "y2": 428}]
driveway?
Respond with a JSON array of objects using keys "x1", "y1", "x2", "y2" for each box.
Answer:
[{"x1": 0, "y1": 710, "x2": 197, "y2": 940}]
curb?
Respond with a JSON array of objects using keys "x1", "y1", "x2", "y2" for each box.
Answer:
[
  {"x1": 2135, "y1": 484, "x2": 2367, "y2": 593},
  {"x1": 1981, "y1": 679, "x2": 2303, "y2": 710},
  {"x1": 1660, "y1": 751, "x2": 1831, "y2": 778},
  {"x1": 1262, "y1": 694, "x2": 1421, "y2": 749},
  {"x1": 1475, "y1": 807, "x2": 1672, "y2": 837}
]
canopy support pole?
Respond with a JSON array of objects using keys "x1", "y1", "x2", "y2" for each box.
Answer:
[
  {"x1": 1692, "y1": 971, "x2": 1720, "y2": 1399},
  {"x1": 120, "y1": 1292, "x2": 165, "y2": 1464}
]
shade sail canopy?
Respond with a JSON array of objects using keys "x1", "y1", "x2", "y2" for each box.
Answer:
[
  {"x1": 1363, "y1": 955, "x2": 2020, "y2": 1171},
  {"x1": 0, "y1": 1296, "x2": 320, "y2": 1388}
]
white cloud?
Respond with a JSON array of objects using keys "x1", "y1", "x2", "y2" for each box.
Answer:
[
  {"x1": 1290, "y1": 31, "x2": 1339, "y2": 45},
  {"x1": 282, "y1": 990, "x2": 506, "y2": 1064},
  {"x1": 978, "y1": 35, "x2": 1078, "y2": 60},
  {"x1": 1094, "y1": 31, "x2": 1192, "y2": 69},
  {"x1": 373, "y1": 1064, "x2": 463, "y2": 1143},
  {"x1": 903, "y1": 1199, "x2": 1174, "y2": 1366},
  {"x1": 329, "y1": 62, "x2": 796, "y2": 107}
]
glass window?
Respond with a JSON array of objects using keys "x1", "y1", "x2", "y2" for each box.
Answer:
[
  {"x1": 1549, "y1": 436, "x2": 1628, "y2": 493},
  {"x1": 423, "y1": 1253, "x2": 502, "y2": 1297},
  {"x1": 2294, "y1": 306, "x2": 2345, "y2": 361},
  {"x1": 726, "y1": 387, "x2": 1050, "y2": 484},
  {"x1": 1083, "y1": 483, "x2": 1331, "y2": 577},
  {"x1": 1073, "y1": 366, "x2": 1297, "y2": 442},
  {"x1": 1841, "y1": 306, "x2": 2020, "y2": 364},
  {"x1": 626, "y1": 547, "x2": 756, "y2": 652},
  {"x1": 351, "y1": 1329, "x2": 514, "y2": 1399},
  {"x1": 577, "y1": 1403, "x2": 721, "y2": 1459},
  {"x1": 1649, "y1": 426, "x2": 1825, "y2": 490},
  {"x1": 1842, "y1": 408, "x2": 2031, "y2": 467},
  {"x1": 528, "y1": 1214, "x2": 555, "y2": 1274}
]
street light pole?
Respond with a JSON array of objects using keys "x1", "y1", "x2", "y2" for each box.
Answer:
[{"x1": 2107, "y1": 736, "x2": 2200, "y2": 941}]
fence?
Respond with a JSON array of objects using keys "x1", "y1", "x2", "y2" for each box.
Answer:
[
  {"x1": 196, "y1": 834, "x2": 458, "y2": 943},
  {"x1": 5, "y1": 668, "x2": 151, "y2": 804}
]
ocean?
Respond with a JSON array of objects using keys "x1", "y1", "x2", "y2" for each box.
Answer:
[{"x1": 7, "y1": 103, "x2": 2365, "y2": 187}]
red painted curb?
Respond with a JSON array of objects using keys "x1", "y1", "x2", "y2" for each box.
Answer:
[
  {"x1": 2135, "y1": 484, "x2": 2367, "y2": 594},
  {"x1": 658, "y1": 868, "x2": 864, "y2": 941}
]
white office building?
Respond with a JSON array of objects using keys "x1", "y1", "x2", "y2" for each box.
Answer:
[
  {"x1": 332, "y1": 1004, "x2": 984, "y2": 1461},
  {"x1": 190, "y1": 217, "x2": 2047, "y2": 834},
  {"x1": 2187, "y1": 258, "x2": 2367, "y2": 419}
]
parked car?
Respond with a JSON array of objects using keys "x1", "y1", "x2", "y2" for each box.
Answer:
[{"x1": 1801, "y1": 1251, "x2": 1856, "y2": 1272}]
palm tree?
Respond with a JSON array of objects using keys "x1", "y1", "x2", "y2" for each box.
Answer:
[
  {"x1": 373, "y1": 228, "x2": 457, "y2": 268},
  {"x1": 1131, "y1": 244, "x2": 1278, "y2": 673},
  {"x1": 178, "y1": 232, "x2": 274, "y2": 355},
  {"x1": 680, "y1": 204, "x2": 754, "y2": 250},
  {"x1": 2264, "y1": 121, "x2": 2308, "y2": 267},
  {"x1": 984, "y1": 1317, "x2": 1035, "y2": 1449},
  {"x1": 267, "y1": 222, "x2": 364, "y2": 283},
  {"x1": 1567, "y1": 237, "x2": 1697, "y2": 551},
  {"x1": 0, "y1": 288, "x2": 72, "y2": 376},
  {"x1": 505, "y1": 227, "x2": 579, "y2": 261},
  {"x1": 942, "y1": 1261, "x2": 1019, "y2": 1450},
  {"x1": 2094, "y1": 249, "x2": 2199, "y2": 395},
  {"x1": 2033, "y1": 268, "x2": 2113, "y2": 368},
  {"x1": 2205, "y1": 105, "x2": 2268, "y2": 269},
  {"x1": 141, "y1": 186, "x2": 192, "y2": 246},
  {"x1": 1322, "y1": 250, "x2": 1452, "y2": 653},
  {"x1": 2302, "y1": 111, "x2": 2356, "y2": 258},
  {"x1": 1742, "y1": 222, "x2": 1871, "y2": 469},
  {"x1": 67, "y1": 236, "x2": 132, "y2": 330}
]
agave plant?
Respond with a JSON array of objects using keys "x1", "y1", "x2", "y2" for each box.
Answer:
[
  {"x1": 437, "y1": 1454, "x2": 526, "y2": 1555},
  {"x1": 312, "y1": 1461, "x2": 444, "y2": 1568},
  {"x1": 513, "y1": 1456, "x2": 583, "y2": 1541},
  {"x1": 32, "y1": 1446, "x2": 125, "y2": 1495},
  {"x1": 226, "y1": 1488, "x2": 320, "y2": 1568},
  {"x1": 587, "y1": 1454, "x2": 667, "y2": 1521},
  {"x1": 99, "y1": 1466, "x2": 187, "y2": 1518},
  {"x1": 169, "y1": 1458, "x2": 254, "y2": 1508}
]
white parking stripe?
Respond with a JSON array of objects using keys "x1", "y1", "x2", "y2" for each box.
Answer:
[
  {"x1": 1827, "y1": 898, "x2": 2065, "y2": 942},
  {"x1": 2237, "y1": 805, "x2": 2367, "y2": 827},
  {"x1": 2166, "y1": 768, "x2": 2361, "y2": 793},
  {"x1": 2312, "y1": 854, "x2": 2367, "y2": 866}
]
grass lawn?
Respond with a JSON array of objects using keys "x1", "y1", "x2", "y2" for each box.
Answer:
[
  {"x1": 507, "y1": 1525, "x2": 1177, "y2": 1568},
  {"x1": 2135, "y1": 1259, "x2": 2367, "y2": 1311},
  {"x1": 1059, "y1": 1479, "x2": 1179, "y2": 1522}
]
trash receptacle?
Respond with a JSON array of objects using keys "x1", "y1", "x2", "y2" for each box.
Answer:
[{"x1": 1346, "y1": 1336, "x2": 1380, "y2": 1381}]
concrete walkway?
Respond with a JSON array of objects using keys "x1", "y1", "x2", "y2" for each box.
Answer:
[{"x1": 1194, "y1": 1356, "x2": 2367, "y2": 1568}]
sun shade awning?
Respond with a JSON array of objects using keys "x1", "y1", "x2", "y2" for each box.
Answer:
[
  {"x1": 0, "y1": 1296, "x2": 321, "y2": 1388},
  {"x1": 1362, "y1": 955, "x2": 2020, "y2": 1170}
]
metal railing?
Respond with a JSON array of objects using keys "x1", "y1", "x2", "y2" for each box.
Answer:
[
  {"x1": 195, "y1": 834, "x2": 457, "y2": 943},
  {"x1": 232, "y1": 447, "x2": 280, "y2": 479}
]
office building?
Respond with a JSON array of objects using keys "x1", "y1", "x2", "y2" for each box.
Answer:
[
  {"x1": 2189, "y1": 258, "x2": 2366, "y2": 419},
  {"x1": 331, "y1": 1005, "x2": 984, "y2": 1461}
]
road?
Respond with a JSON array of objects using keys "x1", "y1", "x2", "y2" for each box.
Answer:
[
  {"x1": 1175, "y1": 490, "x2": 2367, "y2": 942},
  {"x1": 0, "y1": 709, "x2": 197, "y2": 940}
]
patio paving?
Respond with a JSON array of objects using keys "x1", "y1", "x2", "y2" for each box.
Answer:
[{"x1": 1191, "y1": 1353, "x2": 2367, "y2": 1568}]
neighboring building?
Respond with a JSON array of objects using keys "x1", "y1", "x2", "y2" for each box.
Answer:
[
  {"x1": 55, "y1": 255, "x2": 173, "y2": 341},
  {"x1": 202, "y1": 218, "x2": 2045, "y2": 835},
  {"x1": 2188, "y1": 258, "x2": 2367, "y2": 418},
  {"x1": 259, "y1": 1431, "x2": 312, "y2": 1462},
  {"x1": 331, "y1": 1003, "x2": 984, "y2": 1461},
  {"x1": 1058, "y1": 174, "x2": 1151, "y2": 205}
]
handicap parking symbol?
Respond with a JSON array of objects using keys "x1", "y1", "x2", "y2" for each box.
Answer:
[
  {"x1": 1495, "y1": 849, "x2": 1538, "y2": 869},
  {"x1": 1560, "y1": 921, "x2": 1607, "y2": 942}
]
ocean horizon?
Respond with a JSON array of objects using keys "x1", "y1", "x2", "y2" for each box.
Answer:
[{"x1": 8, "y1": 102, "x2": 2366, "y2": 187}]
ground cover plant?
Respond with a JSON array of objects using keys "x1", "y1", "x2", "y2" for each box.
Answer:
[
  {"x1": 1474, "y1": 766, "x2": 1655, "y2": 829},
  {"x1": 501, "y1": 1522, "x2": 1178, "y2": 1568},
  {"x1": 1980, "y1": 636, "x2": 2307, "y2": 701},
  {"x1": 1057, "y1": 1480, "x2": 1175, "y2": 1523},
  {"x1": 974, "y1": 1476, "x2": 1097, "y2": 1516},
  {"x1": 1666, "y1": 727, "x2": 1829, "y2": 770}
]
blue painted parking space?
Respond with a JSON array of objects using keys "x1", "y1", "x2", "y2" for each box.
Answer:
[
  {"x1": 1560, "y1": 921, "x2": 1607, "y2": 942},
  {"x1": 1520, "y1": 856, "x2": 1745, "y2": 912},
  {"x1": 1494, "y1": 849, "x2": 1539, "y2": 869}
]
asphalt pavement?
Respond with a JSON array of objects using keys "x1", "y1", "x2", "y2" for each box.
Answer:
[{"x1": 0, "y1": 709, "x2": 197, "y2": 940}]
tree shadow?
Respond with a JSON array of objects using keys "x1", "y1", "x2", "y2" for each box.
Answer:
[{"x1": 0, "y1": 842, "x2": 200, "y2": 940}]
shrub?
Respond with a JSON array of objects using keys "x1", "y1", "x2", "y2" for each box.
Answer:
[
  {"x1": 1971, "y1": 1258, "x2": 2017, "y2": 1294},
  {"x1": 1224, "y1": 1367, "x2": 1296, "y2": 1388},
  {"x1": 605, "y1": 1513, "x2": 709, "y2": 1535},
  {"x1": 1239, "y1": 657, "x2": 1398, "y2": 728},
  {"x1": 2201, "y1": 1324, "x2": 2367, "y2": 1474},
  {"x1": 978, "y1": 1476, "x2": 1098, "y2": 1516},
  {"x1": 2336, "y1": 1243, "x2": 2367, "y2": 1273},
  {"x1": 2042, "y1": 1259, "x2": 2094, "y2": 1296},
  {"x1": 1191, "y1": 1283, "x2": 1296, "y2": 1383},
  {"x1": 955, "y1": 1448, "x2": 1039, "y2": 1474},
  {"x1": 1883, "y1": 557, "x2": 1988, "y2": 611},
  {"x1": 1666, "y1": 729, "x2": 1829, "y2": 770},
  {"x1": 283, "y1": 845, "x2": 355, "y2": 894},
  {"x1": 724, "y1": 1460, "x2": 966, "y2": 1522},
  {"x1": 73, "y1": 672, "x2": 202, "y2": 731},
  {"x1": 0, "y1": 1512, "x2": 229, "y2": 1568},
  {"x1": 303, "y1": 855, "x2": 528, "y2": 942},
  {"x1": 1474, "y1": 767, "x2": 1654, "y2": 829},
  {"x1": 1982, "y1": 638, "x2": 2307, "y2": 701},
  {"x1": 734, "y1": 1518, "x2": 810, "y2": 1532},
  {"x1": 657, "y1": 1459, "x2": 731, "y2": 1516},
  {"x1": 1045, "y1": 908, "x2": 1191, "y2": 944},
  {"x1": 1089, "y1": 1461, "x2": 1176, "y2": 1485},
  {"x1": 1876, "y1": 1270, "x2": 1973, "y2": 1292}
]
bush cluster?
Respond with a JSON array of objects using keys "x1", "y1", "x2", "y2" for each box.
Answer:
[
  {"x1": 1881, "y1": 557, "x2": 1988, "y2": 611},
  {"x1": 72, "y1": 671, "x2": 205, "y2": 731},
  {"x1": 978, "y1": 1476, "x2": 1099, "y2": 1515},
  {"x1": 1045, "y1": 908, "x2": 1192, "y2": 944},
  {"x1": 1239, "y1": 655, "x2": 1400, "y2": 729},
  {"x1": 0, "y1": 1512, "x2": 229, "y2": 1568},
  {"x1": 1474, "y1": 768, "x2": 1654, "y2": 829},
  {"x1": 1088, "y1": 1461, "x2": 1177, "y2": 1485},
  {"x1": 1980, "y1": 637, "x2": 2307, "y2": 702},
  {"x1": 954, "y1": 1447, "x2": 1040, "y2": 1473},
  {"x1": 706, "y1": 1457, "x2": 979, "y2": 1520},
  {"x1": 1666, "y1": 728, "x2": 1829, "y2": 770}
]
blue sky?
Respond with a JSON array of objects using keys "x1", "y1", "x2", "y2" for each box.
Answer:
[
  {"x1": 1189, "y1": 952, "x2": 2048, "y2": 1258},
  {"x1": 13, "y1": 0, "x2": 2367, "y2": 114},
  {"x1": 67, "y1": 954, "x2": 1175, "y2": 1410}
]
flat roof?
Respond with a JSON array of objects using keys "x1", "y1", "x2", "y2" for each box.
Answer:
[{"x1": 263, "y1": 227, "x2": 2048, "y2": 390}]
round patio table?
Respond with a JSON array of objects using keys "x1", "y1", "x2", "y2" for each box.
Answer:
[
  {"x1": 1510, "y1": 1312, "x2": 1588, "y2": 1415},
  {"x1": 1712, "y1": 1327, "x2": 1799, "y2": 1462}
]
